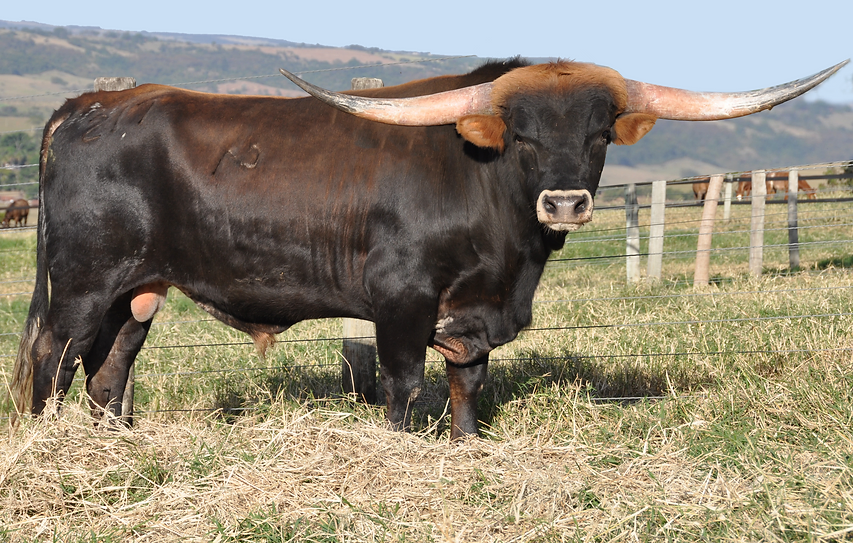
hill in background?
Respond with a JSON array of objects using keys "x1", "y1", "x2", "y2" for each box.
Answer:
[
  {"x1": 1, "y1": 19, "x2": 851, "y2": 192},
  {"x1": 0, "y1": 21, "x2": 480, "y2": 117}
]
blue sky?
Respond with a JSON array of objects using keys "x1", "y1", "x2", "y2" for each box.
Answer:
[{"x1": 5, "y1": 0, "x2": 853, "y2": 104}]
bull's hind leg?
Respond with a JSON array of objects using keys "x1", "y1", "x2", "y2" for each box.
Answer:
[
  {"x1": 83, "y1": 291, "x2": 152, "y2": 426},
  {"x1": 30, "y1": 293, "x2": 115, "y2": 416}
]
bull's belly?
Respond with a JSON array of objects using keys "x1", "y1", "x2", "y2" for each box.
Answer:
[{"x1": 172, "y1": 279, "x2": 371, "y2": 328}]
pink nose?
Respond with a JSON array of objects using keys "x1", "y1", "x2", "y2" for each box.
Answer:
[{"x1": 536, "y1": 189, "x2": 593, "y2": 230}]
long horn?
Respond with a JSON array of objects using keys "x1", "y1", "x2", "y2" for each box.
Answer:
[
  {"x1": 279, "y1": 68, "x2": 493, "y2": 126},
  {"x1": 625, "y1": 60, "x2": 849, "y2": 120}
]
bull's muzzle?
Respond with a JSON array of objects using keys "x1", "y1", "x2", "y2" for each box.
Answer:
[{"x1": 536, "y1": 189, "x2": 594, "y2": 232}]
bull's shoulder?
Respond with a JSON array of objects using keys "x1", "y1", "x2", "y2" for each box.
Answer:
[{"x1": 54, "y1": 84, "x2": 174, "y2": 113}]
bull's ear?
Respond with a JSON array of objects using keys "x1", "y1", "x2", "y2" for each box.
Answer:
[
  {"x1": 456, "y1": 114, "x2": 506, "y2": 152},
  {"x1": 613, "y1": 113, "x2": 657, "y2": 145}
]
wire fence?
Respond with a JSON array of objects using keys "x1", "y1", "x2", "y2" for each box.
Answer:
[{"x1": 1, "y1": 172, "x2": 850, "y2": 404}]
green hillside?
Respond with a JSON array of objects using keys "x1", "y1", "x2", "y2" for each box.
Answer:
[{"x1": 0, "y1": 24, "x2": 480, "y2": 101}]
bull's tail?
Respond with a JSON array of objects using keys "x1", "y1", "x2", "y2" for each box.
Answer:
[{"x1": 9, "y1": 135, "x2": 51, "y2": 424}]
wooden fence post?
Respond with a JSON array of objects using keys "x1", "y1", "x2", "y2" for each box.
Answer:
[
  {"x1": 94, "y1": 77, "x2": 136, "y2": 92},
  {"x1": 647, "y1": 180, "x2": 666, "y2": 280},
  {"x1": 351, "y1": 77, "x2": 384, "y2": 90},
  {"x1": 625, "y1": 184, "x2": 640, "y2": 282},
  {"x1": 723, "y1": 174, "x2": 733, "y2": 222},
  {"x1": 340, "y1": 77, "x2": 383, "y2": 404},
  {"x1": 693, "y1": 175, "x2": 724, "y2": 286},
  {"x1": 95, "y1": 77, "x2": 137, "y2": 424},
  {"x1": 788, "y1": 169, "x2": 800, "y2": 270},
  {"x1": 749, "y1": 170, "x2": 767, "y2": 277},
  {"x1": 342, "y1": 319, "x2": 378, "y2": 404}
]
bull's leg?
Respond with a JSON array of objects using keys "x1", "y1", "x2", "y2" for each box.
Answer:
[
  {"x1": 374, "y1": 320, "x2": 433, "y2": 432},
  {"x1": 82, "y1": 291, "x2": 152, "y2": 426},
  {"x1": 446, "y1": 356, "x2": 488, "y2": 440},
  {"x1": 31, "y1": 294, "x2": 114, "y2": 416}
]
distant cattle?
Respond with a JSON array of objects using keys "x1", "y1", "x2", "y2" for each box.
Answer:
[
  {"x1": 1, "y1": 199, "x2": 30, "y2": 228},
  {"x1": 736, "y1": 171, "x2": 817, "y2": 200},
  {"x1": 692, "y1": 179, "x2": 710, "y2": 201},
  {"x1": 9, "y1": 57, "x2": 846, "y2": 439},
  {"x1": 736, "y1": 179, "x2": 750, "y2": 200},
  {"x1": 767, "y1": 176, "x2": 817, "y2": 200}
]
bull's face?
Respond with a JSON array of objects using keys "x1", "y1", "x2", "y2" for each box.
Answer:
[
  {"x1": 460, "y1": 82, "x2": 658, "y2": 232},
  {"x1": 504, "y1": 88, "x2": 614, "y2": 232},
  {"x1": 455, "y1": 69, "x2": 657, "y2": 233}
]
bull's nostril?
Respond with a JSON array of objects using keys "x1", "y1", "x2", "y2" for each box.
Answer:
[{"x1": 537, "y1": 190, "x2": 593, "y2": 226}]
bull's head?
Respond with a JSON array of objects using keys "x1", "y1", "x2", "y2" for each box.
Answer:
[{"x1": 280, "y1": 60, "x2": 847, "y2": 232}]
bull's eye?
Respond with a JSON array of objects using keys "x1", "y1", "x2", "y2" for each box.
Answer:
[{"x1": 602, "y1": 129, "x2": 612, "y2": 144}]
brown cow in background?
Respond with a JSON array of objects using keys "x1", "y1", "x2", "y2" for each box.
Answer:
[
  {"x1": 736, "y1": 171, "x2": 817, "y2": 200},
  {"x1": 1, "y1": 199, "x2": 30, "y2": 227},
  {"x1": 692, "y1": 178, "x2": 710, "y2": 201},
  {"x1": 766, "y1": 176, "x2": 817, "y2": 200}
]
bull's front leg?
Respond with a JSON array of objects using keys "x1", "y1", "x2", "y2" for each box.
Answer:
[
  {"x1": 374, "y1": 317, "x2": 434, "y2": 432},
  {"x1": 446, "y1": 356, "x2": 488, "y2": 440}
]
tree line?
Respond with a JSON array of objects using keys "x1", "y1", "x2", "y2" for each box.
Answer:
[{"x1": 0, "y1": 132, "x2": 38, "y2": 198}]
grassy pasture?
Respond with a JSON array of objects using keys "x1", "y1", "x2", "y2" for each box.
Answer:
[{"x1": 0, "y1": 194, "x2": 851, "y2": 541}]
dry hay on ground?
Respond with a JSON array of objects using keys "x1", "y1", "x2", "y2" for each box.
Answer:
[{"x1": 1, "y1": 400, "x2": 767, "y2": 542}]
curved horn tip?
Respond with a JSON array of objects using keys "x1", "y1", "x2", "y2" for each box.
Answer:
[
  {"x1": 278, "y1": 68, "x2": 353, "y2": 109},
  {"x1": 625, "y1": 59, "x2": 851, "y2": 121},
  {"x1": 279, "y1": 68, "x2": 317, "y2": 93},
  {"x1": 279, "y1": 68, "x2": 304, "y2": 87},
  {"x1": 784, "y1": 58, "x2": 851, "y2": 95},
  {"x1": 799, "y1": 59, "x2": 850, "y2": 86},
  {"x1": 823, "y1": 59, "x2": 850, "y2": 74},
  {"x1": 278, "y1": 68, "x2": 296, "y2": 79}
]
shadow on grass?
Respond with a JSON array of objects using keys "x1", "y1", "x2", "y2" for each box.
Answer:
[
  {"x1": 416, "y1": 350, "x2": 715, "y2": 435},
  {"x1": 207, "y1": 347, "x2": 716, "y2": 438},
  {"x1": 755, "y1": 252, "x2": 851, "y2": 277},
  {"x1": 209, "y1": 361, "x2": 349, "y2": 420},
  {"x1": 665, "y1": 249, "x2": 851, "y2": 285},
  {"x1": 816, "y1": 254, "x2": 853, "y2": 270}
]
